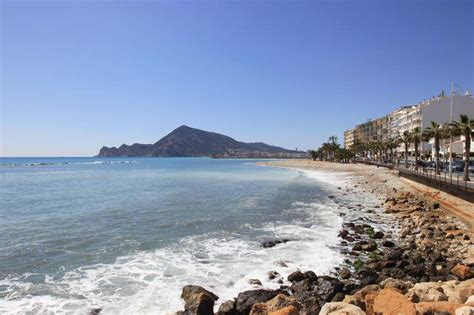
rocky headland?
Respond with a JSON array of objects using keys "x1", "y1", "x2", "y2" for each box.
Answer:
[{"x1": 173, "y1": 160, "x2": 473, "y2": 315}]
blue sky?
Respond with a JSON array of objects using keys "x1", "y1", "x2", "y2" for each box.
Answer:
[{"x1": 1, "y1": 0, "x2": 473, "y2": 156}]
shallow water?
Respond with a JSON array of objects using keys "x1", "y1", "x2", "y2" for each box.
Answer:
[{"x1": 0, "y1": 157, "x2": 372, "y2": 314}]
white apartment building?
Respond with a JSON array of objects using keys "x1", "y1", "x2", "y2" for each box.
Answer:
[{"x1": 345, "y1": 89, "x2": 474, "y2": 159}]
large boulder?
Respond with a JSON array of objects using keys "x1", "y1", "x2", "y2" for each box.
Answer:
[
  {"x1": 456, "y1": 306, "x2": 474, "y2": 315},
  {"x1": 379, "y1": 277, "x2": 413, "y2": 293},
  {"x1": 405, "y1": 282, "x2": 448, "y2": 302},
  {"x1": 181, "y1": 285, "x2": 219, "y2": 315},
  {"x1": 372, "y1": 288, "x2": 416, "y2": 315},
  {"x1": 287, "y1": 271, "x2": 305, "y2": 283},
  {"x1": 249, "y1": 294, "x2": 302, "y2": 315},
  {"x1": 316, "y1": 277, "x2": 344, "y2": 302},
  {"x1": 218, "y1": 300, "x2": 236, "y2": 315},
  {"x1": 235, "y1": 289, "x2": 287, "y2": 315},
  {"x1": 415, "y1": 301, "x2": 463, "y2": 314},
  {"x1": 319, "y1": 302, "x2": 366, "y2": 315},
  {"x1": 442, "y1": 279, "x2": 474, "y2": 304},
  {"x1": 452, "y1": 264, "x2": 473, "y2": 280}
]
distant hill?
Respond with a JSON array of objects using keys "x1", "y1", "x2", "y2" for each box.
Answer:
[{"x1": 97, "y1": 125, "x2": 305, "y2": 158}]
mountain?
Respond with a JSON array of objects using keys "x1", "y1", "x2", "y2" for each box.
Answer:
[{"x1": 97, "y1": 125, "x2": 302, "y2": 157}]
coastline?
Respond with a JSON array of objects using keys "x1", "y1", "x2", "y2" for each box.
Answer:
[{"x1": 176, "y1": 159, "x2": 474, "y2": 314}]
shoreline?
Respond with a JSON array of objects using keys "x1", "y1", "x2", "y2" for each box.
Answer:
[{"x1": 176, "y1": 159, "x2": 473, "y2": 315}]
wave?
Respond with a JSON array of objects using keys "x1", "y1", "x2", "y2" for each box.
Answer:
[{"x1": 0, "y1": 200, "x2": 343, "y2": 315}]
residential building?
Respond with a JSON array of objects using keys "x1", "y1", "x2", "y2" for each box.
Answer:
[
  {"x1": 344, "y1": 90, "x2": 474, "y2": 158},
  {"x1": 344, "y1": 129, "x2": 355, "y2": 149}
]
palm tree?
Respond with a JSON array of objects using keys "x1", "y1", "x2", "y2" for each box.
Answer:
[
  {"x1": 450, "y1": 114, "x2": 474, "y2": 181},
  {"x1": 386, "y1": 137, "x2": 400, "y2": 165},
  {"x1": 423, "y1": 121, "x2": 446, "y2": 175},
  {"x1": 401, "y1": 131, "x2": 411, "y2": 168},
  {"x1": 411, "y1": 127, "x2": 422, "y2": 170}
]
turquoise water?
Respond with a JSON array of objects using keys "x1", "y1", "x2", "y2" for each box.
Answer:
[{"x1": 0, "y1": 157, "x2": 351, "y2": 314}]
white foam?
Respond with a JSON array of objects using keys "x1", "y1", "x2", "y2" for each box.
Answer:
[{"x1": 0, "y1": 201, "x2": 344, "y2": 315}]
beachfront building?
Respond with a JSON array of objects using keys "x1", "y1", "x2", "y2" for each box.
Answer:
[
  {"x1": 344, "y1": 89, "x2": 474, "y2": 159},
  {"x1": 344, "y1": 129, "x2": 355, "y2": 149}
]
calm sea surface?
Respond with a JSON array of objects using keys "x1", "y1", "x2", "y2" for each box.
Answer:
[{"x1": 0, "y1": 157, "x2": 369, "y2": 314}]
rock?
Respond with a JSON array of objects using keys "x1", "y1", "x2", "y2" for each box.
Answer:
[
  {"x1": 262, "y1": 239, "x2": 290, "y2": 248},
  {"x1": 249, "y1": 279, "x2": 262, "y2": 286},
  {"x1": 316, "y1": 277, "x2": 344, "y2": 301},
  {"x1": 379, "y1": 277, "x2": 413, "y2": 293},
  {"x1": 268, "y1": 271, "x2": 280, "y2": 280},
  {"x1": 339, "y1": 268, "x2": 351, "y2": 280},
  {"x1": 331, "y1": 292, "x2": 345, "y2": 302},
  {"x1": 218, "y1": 300, "x2": 236, "y2": 315},
  {"x1": 452, "y1": 264, "x2": 473, "y2": 280},
  {"x1": 249, "y1": 294, "x2": 302, "y2": 315},
  {"x1": 382, "y1": 240, "x2": 395, "y2": 248},
  {"x1": 372, "y1": 231, "x2": 384, "y2": 239},
  {"x1": 442, "y1": 279, "x2": 474, "y2": 304},
  {"x1": 235, "y1": 289, "x2": 286, "y2": 315},
  {"x1": 290, "y1": 279, "x2": 314, "y2": 296},
  {"x1": 181, "y1": 285, "x2": 219, "y2": 315},
  {"x1": 319, "y1": 302, "x2": 366, "y2": 315},
  {"x1": 456, "y1": 306, "x2": 474, "y2": 315},
  {"x1": 304, "y1": 271, "x2": 317, "y2": 281},
  {"x1": 287, "y1": 271, "x2": 305, "y2": 283},
  {"x1": 373, "y1": 288, "x2": 416, "y2": 315},
  {"x1": 361, "y1": 241, "x2": 377, "y2": 252},
  {"x1": 466, "y1": 295, "x2": 474, "y2": 306},
  {"x1": 89, "y1": 309, "x2": 102, "y2": 315},
  {"x1": 267, "y1": 306, "x2": 299, "y2": 315},
  {"x1": 415, "y1": 301, "x2": 463, "y2": 314},
  {"x1": 406, "y1": 282, "x2": 448, "y2": 302}
]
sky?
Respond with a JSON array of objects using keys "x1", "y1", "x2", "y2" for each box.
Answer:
[{"x1": 1, "y1": 0, "x2": 473, "y2": 157}]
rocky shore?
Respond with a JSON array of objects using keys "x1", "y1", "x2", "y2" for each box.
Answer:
[{"x1": 173, "y1": 160, "x2": 473, "y2": 315}]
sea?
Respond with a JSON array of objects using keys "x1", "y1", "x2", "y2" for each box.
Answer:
[{"x1": 0, "y1": 157, "x2": 377, "y2": 314}]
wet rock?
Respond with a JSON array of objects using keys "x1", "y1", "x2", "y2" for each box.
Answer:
[
  {"x1": 181, "y1": 285, "x2": 219, "y2": 315},
  {"x1": 339, "y1": 268, "x2": 351, "y2": 280},
  {"x1": 373, "y1": 288, "x2": 416, "y2": 315},
  {"x1": 316, "y1": 277, "x2": 344, "y2": 302},
  {"x1": 218, "y1": 300, "x2": 236, "y2": 315},
  {"x1": 361, "y1": 241, "x2": 377, "y2": 252},
  {"x1": 319, "y1": 302, "x2": 366, "y2": 315},
  {"x1": 287, "y1": 271, "x2": 305, "y2": 283},
  {"x1": 235, "y1": 289, "x2": 287, "y2": 315},
  {"x1": 372, "y1": 231, "x2": 384, "y2": 239},
  {"x1": 331, "y1": 292, "x2": 345, "y2": 302},
  {"x1": 249, "y1": 279, "x2": 262, "y2": 286},
  {"x1": 358, "y1": 268, "x2": 379, "y2": 286},
  {"x1": 451, "y1": 264, "x2": 473, "y2": 280},
  {"x1": 290, "y1": 279, "x2": 314, "y2": 296},
  {"x1": 261, "y1": 239, "x2": 290, "y2": 248},
  {"x1": 268, "y1": 271, "x2": 280, "y2": 280},
  {"x1": 304, "y1": 271, "x2": 317, "y2": 282}
]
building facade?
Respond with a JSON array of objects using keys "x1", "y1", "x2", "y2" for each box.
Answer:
[
  {"x1": 344, "y1": 129, "x2": 355, "y2": 149},
  {"x1": 343, "y1": 91, "x2": 474, "y2": 157}
]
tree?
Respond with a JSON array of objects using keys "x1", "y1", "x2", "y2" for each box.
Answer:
[
  {"x1": 411, "y1": 127, "x2": 422, "y2": 170},
  {"x1": 401, "y1": 131, "x2": 411, "y2": 168},
  {"x1": 386, "y1": 137, "x2": 400, "y2": 165},
  {"x1": 450, "y1": 114, "x2": 474, "y2": 181},
  {"x1": 423, "y1": 121, "x2": 447, "y2": 175}
]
